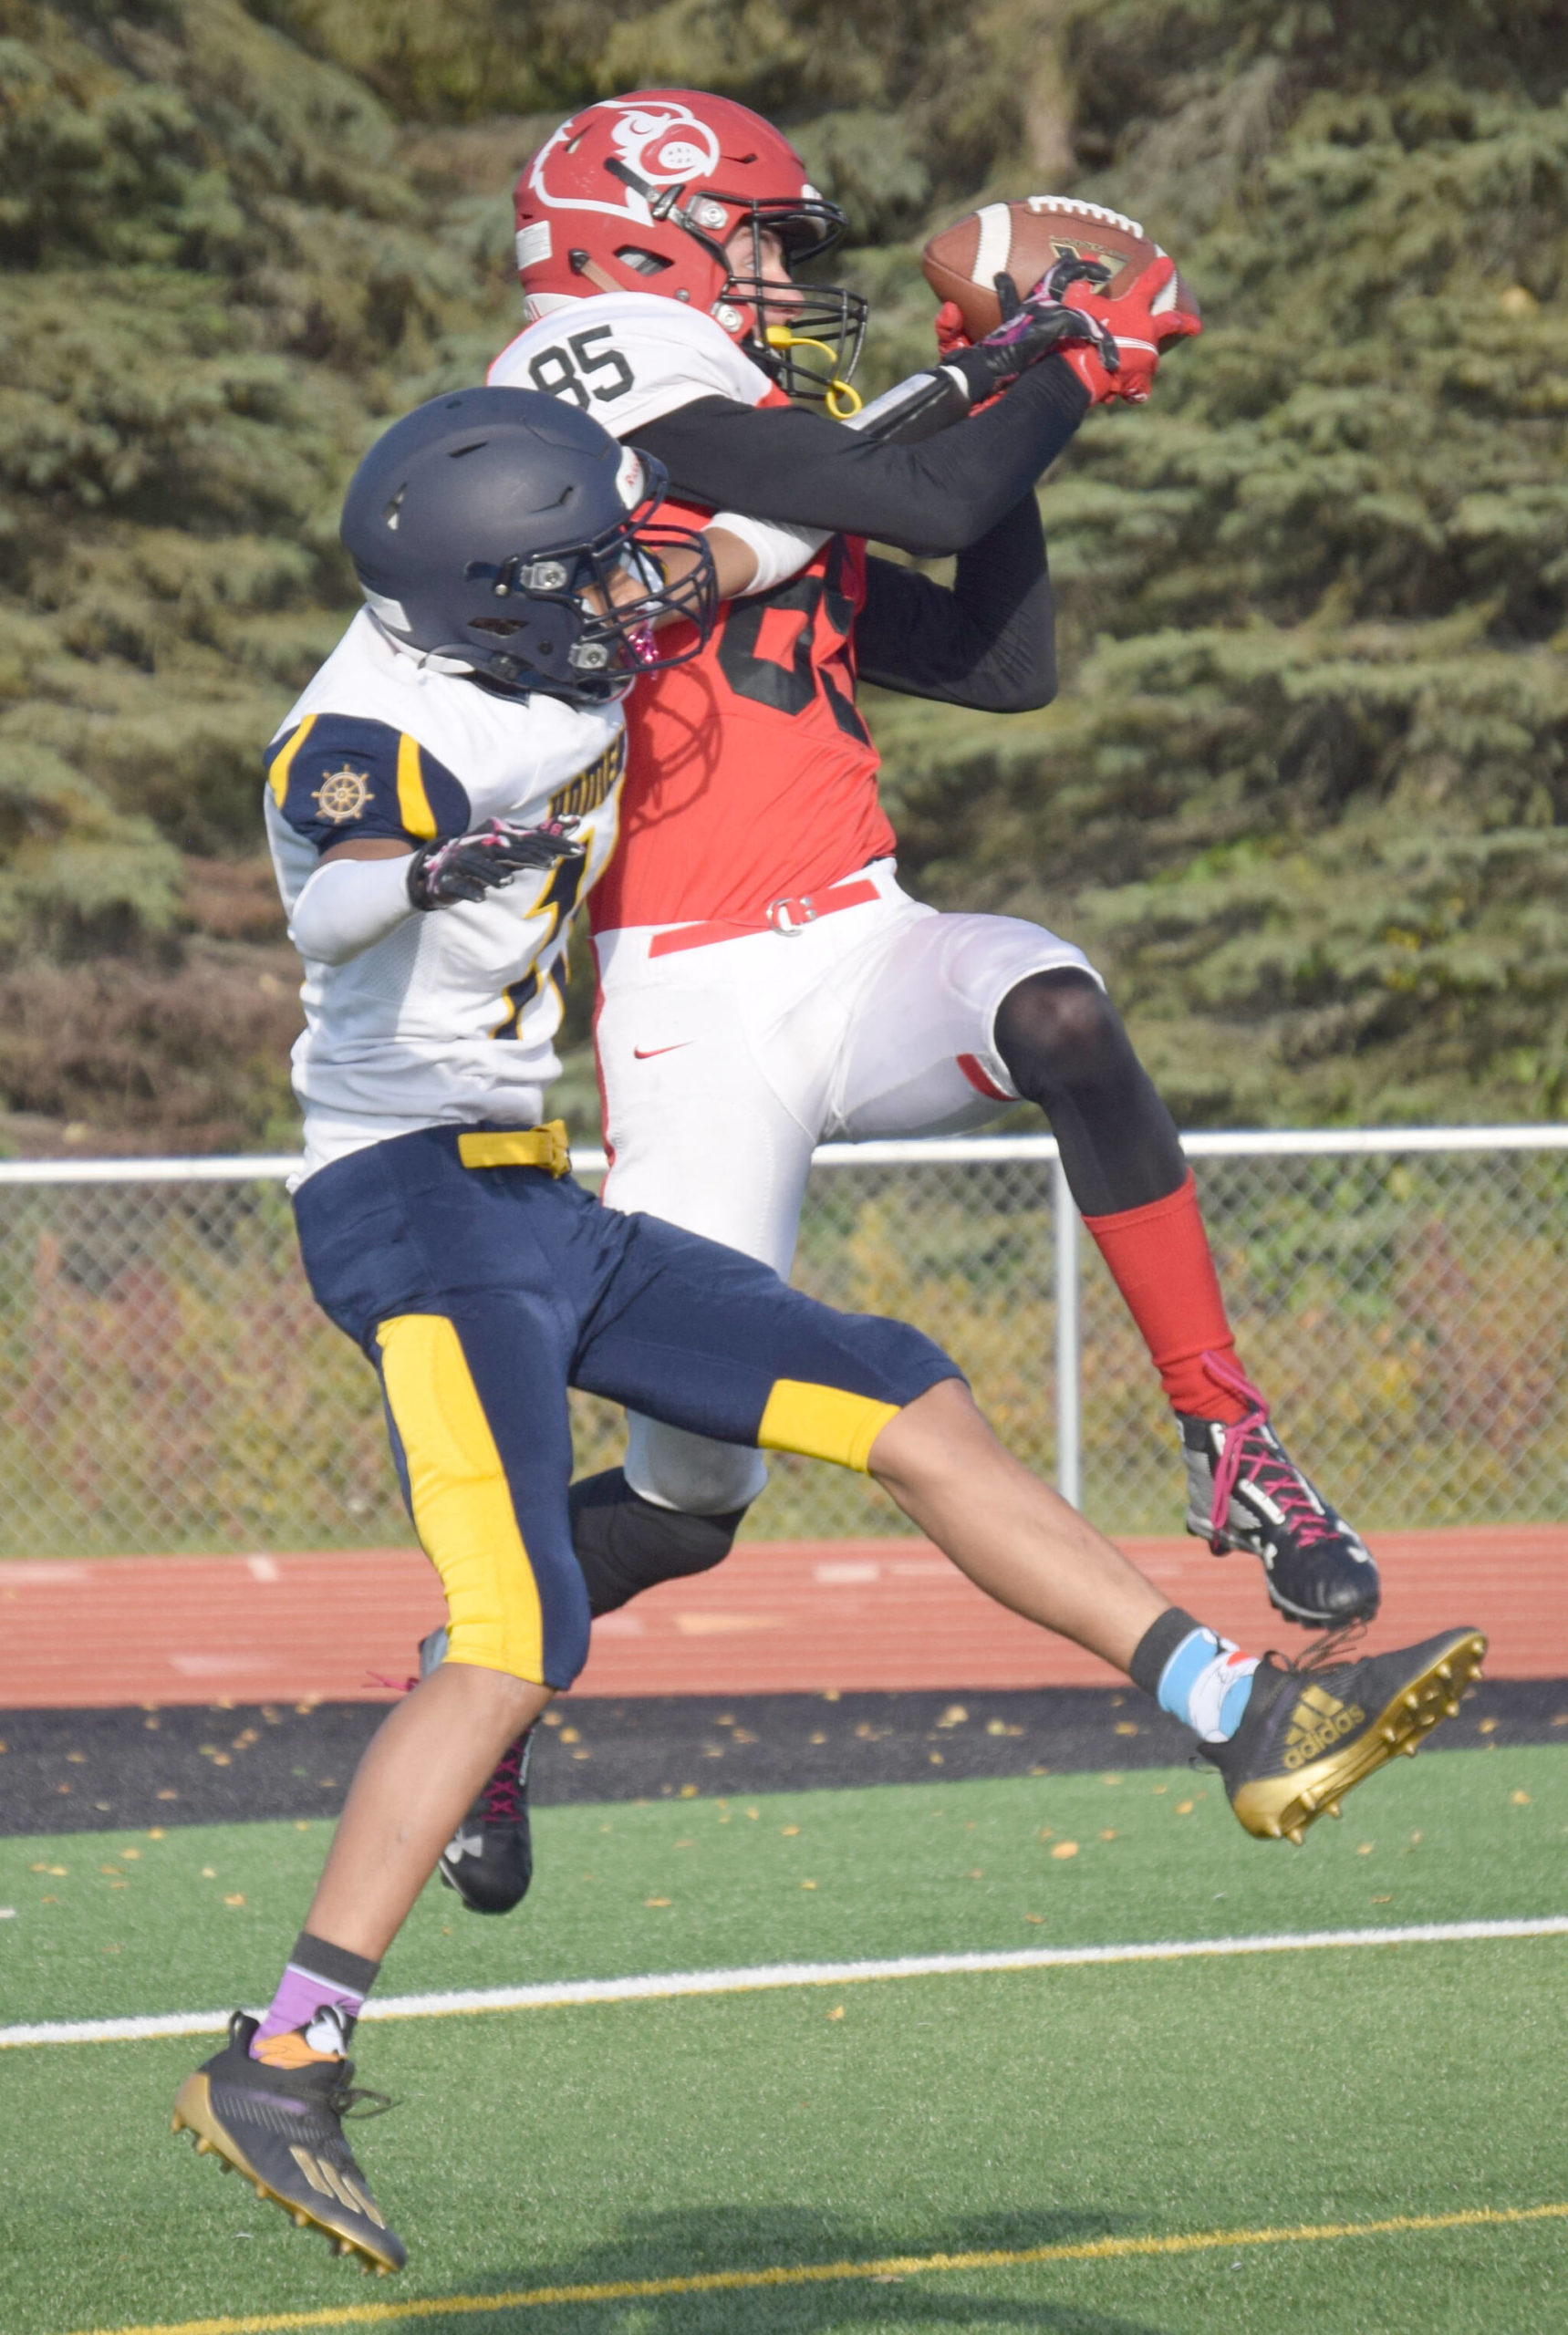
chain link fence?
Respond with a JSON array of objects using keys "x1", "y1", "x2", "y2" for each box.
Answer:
[{"x1": 1, "y1": 1132, "x2": 1565, "y2": 1556}]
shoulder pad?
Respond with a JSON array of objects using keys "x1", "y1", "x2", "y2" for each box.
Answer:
[{"x1": 265, "y1": 715, "x2": 471, "y2": 853}]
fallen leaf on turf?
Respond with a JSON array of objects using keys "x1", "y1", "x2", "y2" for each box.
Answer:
[
  {"x1": 99, "y1": 1865, "x2": 121, "y2": 1876},
  {"x1": 645, "y1": 1897, "x2": 672, "y2": 1907},
  {"x1": 1176, "y1": 1800, "x2": 1194, "y2": 1815},
  {"x1": 1372, "y1": 1895, "x2": 1392, "y2": 1904},
  {"x1": 201, "y1": 1867, "x2": 217, "y2": 1878},
  {"x1": 121, "y1": 1850, "x2": 139, "y2": 1862},
  {"x1": 1099, "y1": 1830, "x2": 1117, "y2": 1841},
  {"x1": 968, "y1": 1869, "x2": 983, "y2": 1880},
  {"x1": 826, "y1": 2007, "x2": 845, "y2": 2020},
  {"x1": 147, "y1": 1829, "x2": 164, "y2": 1840},
  {"x1": 1511, "y1": 1791, "x2": 1532, "y2": 1805},
  {"x1": 1050, "y1": 1842, "x2": 1079, "y2": 1860},
  {"x1": 1356, "y1": 1843, "x2": 1374, "y2": 1855},
  {"x1": 1037, "y1": 1828, "x2": 1054, "y2": 1842},
  {"x1": 1024, "y1": 1914, "x2": 1044, "y2": 1924},
  {"x1": 800, "y1": 1880, "x2": 817, "y2": 1890},
  {"x1": 224, "y1": 1894, "x2": 245, "y2": 1906},
  {"x1": 782, "y1": 1824, "x2": 801, "y2": 1836}
]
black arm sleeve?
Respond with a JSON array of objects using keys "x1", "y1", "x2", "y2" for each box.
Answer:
[
  {"x1": 853, "y1": 493, "x2": 1055, "y2": 713},
  {"x1": 630, "y1": 356, "x2": 1088, "y2": 558}
]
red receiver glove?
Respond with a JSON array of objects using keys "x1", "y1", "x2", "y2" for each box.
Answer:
[
  {"x1": 934, "y1": 299, "x2": 972, "y2": 358},
  {"x1": 1059, "y1": 254, "x2": 1200, "y2": 405}
]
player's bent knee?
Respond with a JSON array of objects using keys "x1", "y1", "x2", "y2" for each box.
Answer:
[
  {"x1": 571, "y1": 1467, "x2": 746, "y2": 1615},
  {"x1": 995, "y1": 969, "x2": 1122, "y2": 1101},
  {"x1": 864, "y1": 1376, "x2": 992, "y2": 1490},
  {"x1": 626, "y1": 1415, "x2": 770, "y2": 1514}
]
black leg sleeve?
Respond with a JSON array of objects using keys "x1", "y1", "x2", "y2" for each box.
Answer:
[
  {"x1": 994, "y1": 970, "x2": 1188, "y2": 1219},
  {"x1": 569, "y1": 1468, "x2": 748, "y2": 1617}
]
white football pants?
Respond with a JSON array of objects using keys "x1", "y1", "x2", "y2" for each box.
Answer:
[{"x1": 594, "y1": 858, "x2": 1098, "y2": 1511}]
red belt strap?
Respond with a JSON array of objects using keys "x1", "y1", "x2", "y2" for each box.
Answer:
[{"x1": 647, "y1": 877, "x2": 881, "y2": 959}]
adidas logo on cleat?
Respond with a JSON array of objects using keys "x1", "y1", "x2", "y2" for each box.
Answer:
[
  {"x1": 1282, "y1": 1684, "x2": 1366, "y2": 1769},
  {"x1": 287, "y1": 2144, "x2": 387, "y2": 2226}
]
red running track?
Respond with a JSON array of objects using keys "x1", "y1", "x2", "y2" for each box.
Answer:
[{"x1": 0, "y1": 1528, "x2": 1563, "y2": 1709}]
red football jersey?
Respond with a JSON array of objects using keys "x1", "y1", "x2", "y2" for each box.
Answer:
[{"x1": 590, "y1": 502, "x2": 897, "y2": 934}]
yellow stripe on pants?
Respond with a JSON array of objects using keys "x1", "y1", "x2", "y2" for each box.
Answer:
[
  {"x1": 757, "y1": 1379, "x2": 900, "y2": 1473},
  {"x1": 377, "y1": 1314, "x2": 545, "y2": 1682}
]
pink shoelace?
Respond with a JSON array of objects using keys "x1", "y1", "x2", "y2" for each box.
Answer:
[
  {"x1": 1201, "y1": 1351, "x2": 1336, "y2": 1551},
  {"x1": 480, "y1": 1732, "x2": 529, "y2": 1824}
]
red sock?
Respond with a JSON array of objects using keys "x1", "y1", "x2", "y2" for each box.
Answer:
[{"x1": 1080, "y1": 1170, "x2": 1250, "y2": 1421}]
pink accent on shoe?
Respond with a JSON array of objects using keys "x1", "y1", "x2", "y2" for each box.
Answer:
[
  {"x1": 481, "y1": 1733, "x2": 528, "y2": 1824},
  {"x1": 1200, "y1": 1351, "x2": 1335, "y2": 1553}
]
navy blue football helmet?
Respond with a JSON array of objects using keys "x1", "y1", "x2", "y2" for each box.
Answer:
[{"x1": 340, "y1": 387, "x2": 716, "y2": 701}]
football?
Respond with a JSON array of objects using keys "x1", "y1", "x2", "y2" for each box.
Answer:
[{"x1": 920, "y1": 195, "x2": 1199, "y2": 340}]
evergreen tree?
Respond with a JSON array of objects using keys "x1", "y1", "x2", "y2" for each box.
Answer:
[{"x1": 1, "y1": 0, "x2": 1563, "y2": 1143}]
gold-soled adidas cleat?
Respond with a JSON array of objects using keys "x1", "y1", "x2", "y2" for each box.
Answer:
[
  {"x1": 1200, "y1": 1628, "x2": 1487, "y2": 1845},
  {"x1": 171, "y1": 2011, "x2": 404, "y2": 2273}
]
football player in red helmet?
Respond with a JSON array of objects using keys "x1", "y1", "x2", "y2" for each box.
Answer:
[
  {"x1": 514, "y1": 88, "x2": 867, "y2": 410},
  {"x1": 434, "y1": 88, "x2": 1380, "y2": 1917}
]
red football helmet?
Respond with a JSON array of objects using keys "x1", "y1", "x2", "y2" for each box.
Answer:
[{"x1": 514, "y1": 90, "x2": 867, "y2": 411}]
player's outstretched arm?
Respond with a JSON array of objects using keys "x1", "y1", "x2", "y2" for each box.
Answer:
[
  {"x1": 856, "y1": 495, "x2": 1056, "y2": 713},
  {"x1": 630, "y1": 354, "x2": 1088, "y2": 560}
]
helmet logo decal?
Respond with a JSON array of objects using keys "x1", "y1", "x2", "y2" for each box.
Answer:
[
  {"x1": 607, "y1": 102, "x2": 720, "y2": 185},
  {"x1": 528, "y1": 99, "x2": 722, "y2": 226}
]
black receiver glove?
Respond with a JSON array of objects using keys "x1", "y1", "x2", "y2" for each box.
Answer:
[
  {"x1": 407, "y1": 818, "x2": 583, "y2": 910},
  {"x1": 946, "y1": 256, "x2": 1119, "y2": 400}
]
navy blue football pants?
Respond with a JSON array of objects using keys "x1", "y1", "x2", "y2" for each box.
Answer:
[{"x1": 294, "y1": 1125, "x2": 960, "y2": 1689}]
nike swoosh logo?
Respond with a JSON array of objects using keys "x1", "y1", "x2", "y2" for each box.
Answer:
[{"x1": 632, "y1": 1043, "x2": 692, "y2": 1060}]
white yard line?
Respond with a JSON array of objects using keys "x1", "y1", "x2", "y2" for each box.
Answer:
[{"x1": 5, "y1": 1915, "x2": 1565, "y2": 2049}]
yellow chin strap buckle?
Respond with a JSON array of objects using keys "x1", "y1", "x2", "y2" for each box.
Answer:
[{"x1": 765, "y1": 326, "x2": 863, "y2": 420}]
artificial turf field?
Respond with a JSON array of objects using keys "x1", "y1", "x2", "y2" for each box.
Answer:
[{"x1": 3, "y1": 1744, "x2": 1565, "y2": 2335}]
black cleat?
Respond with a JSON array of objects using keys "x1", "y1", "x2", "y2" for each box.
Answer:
[
  {"x1": 1201, "y1": 1626, "x2": 1486, "y2": 1844},
  {"x1": 1180, "y1": 1354, "x2": 1379, "y2": 1628},
  {"x1": 171, "y1": 2010, "x2": 404, "y2": 2274},
  {"x1": 421, "y1": 1627, "x2": 535, "y2": 1915}
]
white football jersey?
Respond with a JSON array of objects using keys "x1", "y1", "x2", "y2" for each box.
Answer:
[
  {"x1": 265, "y1": 610, "x2": 625, "y2": 1180},
  {"x1": 488, "y1": 290, "x2": 773, "y2": 438}
]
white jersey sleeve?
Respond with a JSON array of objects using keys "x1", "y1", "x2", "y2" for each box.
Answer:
[{"x1": 488, "y1": 294, "x2": 823, "y2": 594}]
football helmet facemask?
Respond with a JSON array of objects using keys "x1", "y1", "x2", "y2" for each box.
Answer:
[
  {"x1": 514, "y1": 90, "x2": 867, "y2": 412},
  {"x1": 339, "y1": 388, "x2": 717, "y2": 704}
]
